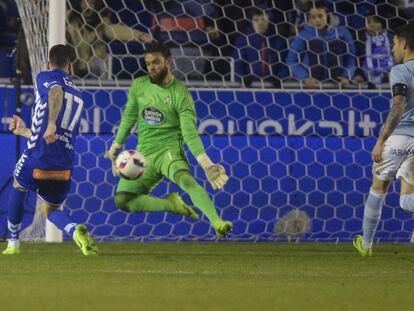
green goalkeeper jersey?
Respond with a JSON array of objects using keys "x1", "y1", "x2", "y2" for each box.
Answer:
[{"x1": 115, "y1": 75, "x2": 205, "y2": 158}]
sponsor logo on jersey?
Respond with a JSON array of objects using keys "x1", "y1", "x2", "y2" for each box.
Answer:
[
  {"x1": 33, "y1": 169, "x2": 71, "y2": 181},
  {"x1": 390, "y1": 148, "x2": 414, "y2": 156},
  {"x1": 142, "y1": 107, "x2": 165, "y2": 125}
]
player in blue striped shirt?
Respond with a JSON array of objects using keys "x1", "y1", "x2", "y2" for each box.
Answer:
[{"x1": 3, "y1": 45, "x2": 97, "y2": 255}]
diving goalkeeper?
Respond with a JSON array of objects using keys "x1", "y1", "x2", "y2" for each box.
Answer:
[{"x1": 105, "y1": 43, "x2": 232, "y2": 238}]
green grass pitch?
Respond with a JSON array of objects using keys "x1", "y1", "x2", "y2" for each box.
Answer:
[{"x1": 0, "y1": 242, "x2": 413, "y2": 311}]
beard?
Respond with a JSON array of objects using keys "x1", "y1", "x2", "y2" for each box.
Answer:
[{"x1": 149, "y1": 66, "x2": 168, "y2": 85}]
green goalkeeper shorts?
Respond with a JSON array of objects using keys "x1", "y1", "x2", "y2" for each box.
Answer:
[{"x1": 116, "y1": 147, "x2": 190, "y2": 195}]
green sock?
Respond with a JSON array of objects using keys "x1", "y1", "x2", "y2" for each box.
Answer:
[
  {"x1": 121, "y1": 194, "x2": 173, "y2": 212},
  {"x1": 176, "y1": 172, "x2": 220, "y2": 223}
]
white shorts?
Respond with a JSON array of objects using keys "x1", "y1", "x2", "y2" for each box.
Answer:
[{"x1": 373, "y1": 135, "x2": 414, "y2": 185}]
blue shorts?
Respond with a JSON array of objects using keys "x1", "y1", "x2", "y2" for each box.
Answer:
[{"x1": 14, "y1": 154, "x2": 72, "y2": 206}]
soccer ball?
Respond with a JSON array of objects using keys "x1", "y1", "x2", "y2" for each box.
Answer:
[{"x1": 115, "y1": 150, "x2": 146, "y2": 180}]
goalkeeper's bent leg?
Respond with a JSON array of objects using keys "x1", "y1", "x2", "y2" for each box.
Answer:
[
  {"x1": 174, "y1": 171, "x2": 220, "y2": 224},
  {"x1": 115, "y1": 192, "x2": 174, "y2": 212},
  {"x1": 115, "y1": 192, "x2": 199, "y2": 219}
]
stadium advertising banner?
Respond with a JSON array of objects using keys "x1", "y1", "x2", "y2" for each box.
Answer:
[
  {"x1": 76, "y1": 90, "x2": 389, "y2": 137},
  {"x1": 1, "y1": 87, "x2": 390, "y2": 137}
]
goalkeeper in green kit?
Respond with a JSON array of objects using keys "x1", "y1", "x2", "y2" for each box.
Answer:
[{"x1": 105, "y1": 43, "x2": 232, "y2": 238}]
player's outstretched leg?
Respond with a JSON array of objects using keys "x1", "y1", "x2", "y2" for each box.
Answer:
[
  {"x1": 212, "y1": 220, "x2": 233, "y2": 238},
  {"x1": 175, "y1": 172, "x2": 233, "y2": 238},
  {"x1": 73, "y1": 224, "x2": 98, "y2": 256},
  {"x1": 2, "y1": 185, "x2": 27, "y2": 255},
  {"x1": 46, "y1": 206, "x2": 98, "y2": 255}
]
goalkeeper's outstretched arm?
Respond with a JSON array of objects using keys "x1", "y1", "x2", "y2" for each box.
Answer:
[
  {"x1": 105, "y1": 80, "x2": 139, "y2": 171},
  {"x1": 178, "y1": 91, "x2": 229, "y2": 190},
  {"x1": 115, "y1": 79, "x2": 139, "y2": 145}
]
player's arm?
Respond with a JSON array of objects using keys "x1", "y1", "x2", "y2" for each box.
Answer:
[
  {"x1": 43, "y1": 86, "x2": 64, "y2": 144},
  {"x1": 178, "y1": 90, "x2": 229, "y2": 190},
  {"x1": 379, "y1": 94, "x2": 406, "y2": 142},
  {"x1": 9, "y1": 115, "x2": 31, "y2": 138},
  {"x1": 102, "y1": 17, "x2": 153, "y2": 44},
  {"x1": 372, "y1": 83, "x2": 407, "y2": 163},
  {"x1": 105, "y1": 80, "x2": 139, "y2": 173}
]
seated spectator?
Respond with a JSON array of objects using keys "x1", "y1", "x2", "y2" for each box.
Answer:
[
  {"x1": 67, "y1": 0, "x2": 153, "y2": 78},
  {"x1": 286, "y1": 1, "x2": 356, "y2": 88},
  {"x1": 144, "y1": 0, "x2": 223, "y2": 81},
  {"x1": 353, "y1": 14, "x2": 393, "y2": 87},
  {"x1": 233, "y1": 8, "x2": 288, "y2": 88}
]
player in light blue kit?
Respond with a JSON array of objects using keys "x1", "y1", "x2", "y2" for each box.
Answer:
[
  {"x1": 354, "y1": 23, "x2": 414, "y2": 256},
  {"x1": 3, "y1": 45, "x2": 97, "y2": 255}
]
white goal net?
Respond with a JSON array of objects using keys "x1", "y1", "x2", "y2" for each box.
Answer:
[{"x1": 7, "y1": 0, "x2": 414, "y2": 242}]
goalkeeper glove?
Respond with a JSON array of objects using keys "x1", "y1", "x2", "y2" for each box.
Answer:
[
  {"x1": 104, "y1": 141, "x2": 123, "y2": 176},
  {"x1": 197, "y1": 153, "x2": 229, "y2": 190}
]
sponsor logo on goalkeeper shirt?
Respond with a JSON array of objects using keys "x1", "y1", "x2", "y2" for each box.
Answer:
[{"x1": 142, "y1": 107, "x2": 165, "y2": 125}]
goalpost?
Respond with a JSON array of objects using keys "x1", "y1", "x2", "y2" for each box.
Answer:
[
  {"x1": 15, "y1": 0, "x2": 66, "y2": 242},
  {"x1": 44, "y1": 0, "x2": 66, "y2": 242}
]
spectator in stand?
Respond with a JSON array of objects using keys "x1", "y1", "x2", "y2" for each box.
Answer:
[
  {"x1": 145, "y1": 0, "x2": 223, "y2": 81},
  {"x1": 286, "y1": 1, "x2": 356, "y2": 88},
  {"x1": 67, "y1": 0, "x2": 153, "y2": 78},
  {"x1": 285, "y1": 0, "x2": 314, "y2": 37},
  {"x1": 353, "y1": 13, "x2": 393, "y2": 87},
  {"x1": 233, "y1": 8, "x2": 288, "y2": 88}
]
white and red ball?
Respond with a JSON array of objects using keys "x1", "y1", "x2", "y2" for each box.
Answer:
[{"x1": 115, "y1": 150, "x2": 146, "y2": 180}]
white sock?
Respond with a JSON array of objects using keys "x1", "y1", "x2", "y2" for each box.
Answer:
[
  {"x1": 362, "y1": 190, "x2": 385, "y2": 249},
  {"x1": 7, "y1": 239, "x2": 20, "y2": 248}
]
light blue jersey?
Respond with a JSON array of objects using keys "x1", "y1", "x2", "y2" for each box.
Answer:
[{"x1": 390, "y1": 60, "x2": 414, "y2": 136}]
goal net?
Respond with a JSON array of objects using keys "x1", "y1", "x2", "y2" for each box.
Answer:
[{"x1": 7, "y1": 0, "x2": 414, "y2": 242}]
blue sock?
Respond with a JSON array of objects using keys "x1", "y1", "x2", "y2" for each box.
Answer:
[
  {"x1": 47, "y1": 210, "x2": 77, "y2": 239},
  {"x1": 7, "y1": 187, "x2": 27, "y2": 243},
  {"x1": 362, "y1": 190, "x2": 385, "y2": 249}
]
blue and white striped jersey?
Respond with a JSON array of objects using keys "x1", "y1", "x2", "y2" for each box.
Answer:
[{"x1": 25, "y1": 69, "x2": 83, "y2": 169}]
